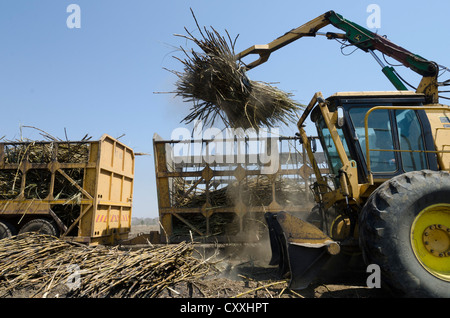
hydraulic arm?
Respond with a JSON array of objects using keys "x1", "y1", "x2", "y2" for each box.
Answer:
[{"x1": 236, "y1": 10, "x2": 440, "y2": 103}]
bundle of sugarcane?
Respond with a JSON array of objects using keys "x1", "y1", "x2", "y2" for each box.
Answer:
[
  {"x1": 0, "y1": 233, "x2": 215, "y2": 298},
  {"x1": 171, "y1": 11, "x2": 302, "y2": 130}
]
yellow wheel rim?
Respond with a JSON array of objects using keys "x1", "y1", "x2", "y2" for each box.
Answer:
[{"x1": 410, "y1": 204, "x2": 450, "y2": 281}]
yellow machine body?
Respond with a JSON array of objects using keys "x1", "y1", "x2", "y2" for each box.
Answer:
[{"x1": 0, "y1": 134, "x2": 135, "y2": 245}]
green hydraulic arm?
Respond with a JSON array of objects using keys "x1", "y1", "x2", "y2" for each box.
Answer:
[{"x1": 236, "y1": 10, "x2": 440, "y2": 102}]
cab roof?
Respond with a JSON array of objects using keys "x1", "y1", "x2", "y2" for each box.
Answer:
[
  {"x1": 325, "y1": 91, "x2": 426, "y2": 106},
  {"x1": 327, "y1": 91, "x2": 425, "y2": 99}
]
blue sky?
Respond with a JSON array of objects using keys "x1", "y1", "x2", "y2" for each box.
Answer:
[{"x1": 1, "y1": 1, "x2": 449, "y2": 218}]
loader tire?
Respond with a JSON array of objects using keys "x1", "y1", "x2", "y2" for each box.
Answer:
[
  {"x1": 359, "y1": 170, "x2": 450, "y2": 298},
  {"x1": 18, "y1": 218, "x2": 59, "y2": 237},
  {"x1": 0, "y1": 220, "x2": 16, "y2": 239}
]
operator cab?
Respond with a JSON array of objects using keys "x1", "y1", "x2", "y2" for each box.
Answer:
[{"x1": 310, "y1": 91, "x2": 439, "y2": 185}]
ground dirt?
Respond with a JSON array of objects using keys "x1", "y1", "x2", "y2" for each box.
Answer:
[
  {"x1": 0, "y1": 225, "x2": 392, "y2": 299},
  {"x1": 129, "y1": 225, "x2": 392, "y2": 299}
]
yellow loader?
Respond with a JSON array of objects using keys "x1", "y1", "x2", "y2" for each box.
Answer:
[{"x1": 237, "y1": 11, "x2": 450, "y2": 297}]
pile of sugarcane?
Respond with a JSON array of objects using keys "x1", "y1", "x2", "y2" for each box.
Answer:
[
  {"x1": 0, "y1": 168, "x2": 84, "y2": 202},
  {"x1": 0, "y1": 131, "x2": 91, "y2": 200},
  {"x1": 0, "y1": 233, "x2": 215, "y2": 298},
  {"x1": 173, "y1": 176, "x2": 308, "y2": 208},
  {"x1": 172, "y1": 180, "x2": 229, "y2": 208},
  {"x1": 3, "y1": 140, "x2": 90, "y2": 165},
  {"x1": 171, "y1": 10, "x2": 302, "y2": 130},
  {"x1": 169, "y1": 176, "x2": 309, "y2": 239},
  {"x1": 0, "y1": 169, "x2": 22, "y2": 199}
]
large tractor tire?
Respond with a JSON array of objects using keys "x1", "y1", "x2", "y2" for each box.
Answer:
[
  {"x1": 359, "y1": 170, "x2": 450, "y2": 298},
  {"x1": 0, "y1": 220, "x2": 16, "y2": 239},
  {"x1": 18, "y1": 218, "x2": 59, "y2": 237}
]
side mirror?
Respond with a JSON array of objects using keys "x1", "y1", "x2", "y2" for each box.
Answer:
[
  {"x1": 337, "y1": 107, "x2": 345, "y2": 127},
  {"x1": 317, "y1": 96, "x2": 326, "y2": 104}
]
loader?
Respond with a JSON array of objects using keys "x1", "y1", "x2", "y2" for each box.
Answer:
[{"x1": 236, "y1": 11, "x2": 450, "y2": 297}]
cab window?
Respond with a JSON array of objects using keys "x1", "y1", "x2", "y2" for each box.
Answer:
[
  {"x1": 349, "y1": 107, "x2": 397, "y2": 173},
  {"x1": 395, "y1": 109, "x2": 428, "y2": 171},
  {"x1": 316, "y1": 116, "x2": 352, "y2": 176}
]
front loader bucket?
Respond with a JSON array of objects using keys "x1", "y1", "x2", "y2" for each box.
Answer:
[{"x1": 265, "y1": 211, "x2": 340, "y2": 290}]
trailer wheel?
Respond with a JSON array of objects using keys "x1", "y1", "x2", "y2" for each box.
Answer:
[
  {"x1": 359, "y1": 170, "x2": 450, "y2": 298},
  {"x1": 0, "y1": 221, "x2": 16, "y2": 239},
  {"x1": 18, "y1": 218, "x2": 59, "y2": 237}
]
